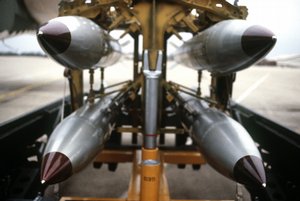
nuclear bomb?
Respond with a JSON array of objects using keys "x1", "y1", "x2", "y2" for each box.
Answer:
[
  {"x1": 41, "y1": 96, "x2": 118, "y2": 184},
  {"x1": 180, "y1": 96, "x2": 266, "y2": 187}
]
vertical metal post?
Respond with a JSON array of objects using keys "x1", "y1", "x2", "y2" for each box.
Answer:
[
  {"x1": 159, "y1": 34, "x2": 169, "y2": 145},
  {"x1": 65, "y1": 69, "x2": 83, "y2": 111},
  {"x1": 100, "y1": 68, "x2": 105, "y2": 94},
  {"x1": 88, "y1": 69, "x2": 95, "y2": 104},
  {"x1": 133, "y1": 33, "x2": 140, "y2": 80},
  {"x1": 197, "y1": 70, "x2": 202, "y2": 96},
  {"x1": 143, "y1": 50, "x2": 162, "y2": 149},
  {"x1": 139, "y1": 1, "x2": 164, "y2": 200},
  {"x1": 130, "y1": 33, "x2": 140, "y2": 144},
  {"x1": 210, "y1": 73, "x2": 235, "y2": 111}
]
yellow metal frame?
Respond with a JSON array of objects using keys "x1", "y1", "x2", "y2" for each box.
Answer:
[
  {"x1": 57, "y1": 1, "x2": 246, "y2": 200},
  {"x1": 60, "y1": 148, "x2": 233, "y2": 201}
]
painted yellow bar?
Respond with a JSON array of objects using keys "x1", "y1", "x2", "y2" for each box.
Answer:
[
  {"x1": 127, "y1": 151, "x2": 141, "y2": 201},
  {"x1": 142, "y1": 148, "x2": 159, "y2": 160},
  {"x1": 60, "y1": 197, "x2": 234, "y2": 201},
  {"x1": 140, "y1": 148, "x2": 160, "y2": 201},
  {"x1": 60, "y1": 197, "x2": 126, "y2": 201},
  {"x1": 162, "y1": 151, "x2": 206, "y2": 164},
  {"x1": 171, "y1": 200, "x2": 234, "y2": 201}
]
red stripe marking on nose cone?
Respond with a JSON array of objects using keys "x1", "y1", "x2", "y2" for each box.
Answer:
[
  {"x1": 242, "y1": 25, "x2": 276, "y2": 57},
  {"x1": 41, "y1": 152, "x2": 72, "y2": 185},
  {"x1": 37, "y1": 21, "x2": 71, "y2": 55},
  {"x1": 233, "y1": 155, "x2": 266, "y2": 188}
]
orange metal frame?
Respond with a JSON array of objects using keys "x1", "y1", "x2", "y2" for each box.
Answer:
[{"x1": 60, "y1": 148, "x2": 234, "y2": 201}]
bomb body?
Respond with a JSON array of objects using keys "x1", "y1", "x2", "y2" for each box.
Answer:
[
  {"x1": 180, "y1": 97, "x2": 266, "y2": 187},
  {"x1": 174, "y1": 19, "x2": 276, "y2": 74},
  {"x1": 41, "y1": 96, "x2": 116, "y2": 184},
  {"x1": 37, "y1": 16, "x2": 121, "y2": 69}
]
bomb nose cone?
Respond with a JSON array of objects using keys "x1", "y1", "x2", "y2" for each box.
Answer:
[
  {"x1": 242, "y1": 25, "x2": 277, "y2": 57},
  {"x1": 41, "y1": 152, "x2": 72, "y2": 185},
  {"x1": 233, "y1": 155, "x2": 266, "y2": 188},
  {"x1": 37, "y1": 21, "x2": 71, "y2": 55}
]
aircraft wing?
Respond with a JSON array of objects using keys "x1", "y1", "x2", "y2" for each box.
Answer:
[{"x1": 0, "y1": 0, "x2": 59, "y2": 39}]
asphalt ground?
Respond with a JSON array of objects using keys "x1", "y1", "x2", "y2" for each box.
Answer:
[{"x1": 1, "y1": 56, "x2": 300, "y2": 200}]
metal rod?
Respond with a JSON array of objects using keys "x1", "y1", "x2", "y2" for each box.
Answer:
[
  {"x1": 104, "y1": 80, "x2": 131, "y2": 90},
  {"x1": 133, "y1": 33, "x2": 139, "y2": 80},
  {"x1": 100, "y1": 68, "x2": 105, "y2": 94},
  {"x1": 197, "y1": 70, "x2": 202, "y2": 96},
  {"x1": 168, "y1": 81, "x2": 198, "y2": 94},
  {"x1": 167, "y1": 81, "x2": 217, "y2": 105},
  {"x1": 132, "y1": 34, "x2": 140, "y2": 144},
  {"x1": 143, "y1": 50, "x2": 163, "y2": 149},
  {"x1": 65, "y1": 69, "x2": 83, "y2": 111},
  {"x1": 88, "y1": 69, "x2": 95, "y2": 104}
]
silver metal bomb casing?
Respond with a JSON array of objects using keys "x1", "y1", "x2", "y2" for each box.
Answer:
[
  {"x1": 37, "y1": 16, "x2": 121, "y2": 69},
  {"x1": 181, "y1": 98, "x2": 266, "y2": 187},
  {"x1": 97, "y1": 37, "x2": 122, "y2": 67},
  {"x1": 41, "y1": 96, "x2": 115, "y2": 184},
  {"x1": 174, "y1": 19, "x2": 276, "y2": 75}
]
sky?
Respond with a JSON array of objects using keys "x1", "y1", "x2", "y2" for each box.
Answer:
[{"x1": 0, "y1": 0, "x2": 299, "y2": 58}]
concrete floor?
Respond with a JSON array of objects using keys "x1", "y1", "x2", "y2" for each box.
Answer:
[
  {"x1": 1, "y1": 56, "x2": 300, "y2": 200},
  {"x1": 57, "y1": 162, "x2": 246, "y2": 200}
]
